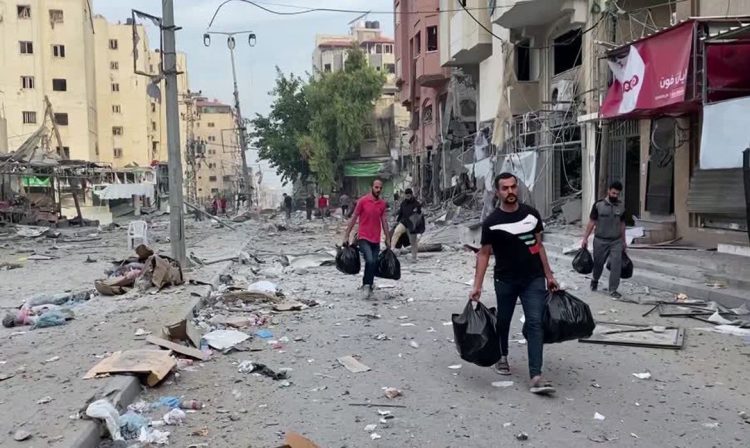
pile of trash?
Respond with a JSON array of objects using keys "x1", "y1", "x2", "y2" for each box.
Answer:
[
  {"x1": 2, "y1": 290, "x2": 93, "y2": 329},
  {"x1": 95, "y1": 245, "x2": 184, "y2": 296},
  {"x1": 85, "y1": 396, "x2": 205, "y2": 446}
]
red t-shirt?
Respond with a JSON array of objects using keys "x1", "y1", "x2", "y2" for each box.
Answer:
[
  {"x1": 354, "y1": 194, "x2": 386, "y2": 244},
  {"x1": 318, "y1": 197, "x2": 328, "y2": 208}
]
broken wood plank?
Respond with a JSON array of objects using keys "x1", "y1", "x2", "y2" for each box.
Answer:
[
  {"x1": 337, "y1": 356, "x2": 371, "y2": 373},
  {"x1": 146, "y1": 335, "x2": 208, "y2": 361}
]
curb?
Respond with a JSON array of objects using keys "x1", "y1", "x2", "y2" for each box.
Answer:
[{"x1": 61, "y1": 245, "x2": 246, "y2": 448}]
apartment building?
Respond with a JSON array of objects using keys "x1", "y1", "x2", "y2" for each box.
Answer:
[
  {"x1": 313, "y1": 20, "x2": 409, "y2": 197},
  {"x1": 193, "y1": 98, "x2": 240, "y2": 200},
  {"x1": 0, "y1": 1, "x2": 190, "y2": 169},
  {"x1": 394, "y1": 0, "x2": 451, "y2": 199},
  {"x1": 93, "y1": 17, "x2": 189, "y2": 169},
  {"x1": 0, "y1": 0, "x2": 98, "y2": 160}
]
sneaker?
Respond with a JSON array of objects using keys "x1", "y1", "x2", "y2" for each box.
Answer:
[
  {"x1": 361, "y1": 285, "x2": 373, "y2": 300},
  {"x1": 529, "y1": 376, "x2": 556, "y2": 395},
  {"x1": 610, "y1": 291, "x2": 622, "y2": 299},
  {"x1": 590, "y1": 280, "x2": 598, "y2": 292},
  {"x1": 493, "y1": 357, "x2": 511, "y2": 376}
]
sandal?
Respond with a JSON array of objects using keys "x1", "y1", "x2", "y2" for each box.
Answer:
[{"x1": 493, "y1": 357, "x2": 511, "y2": 376}]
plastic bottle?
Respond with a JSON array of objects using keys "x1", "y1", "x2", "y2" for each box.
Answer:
[{"x1": 180, "y1": 400, "x2": 204, "y2": 410}]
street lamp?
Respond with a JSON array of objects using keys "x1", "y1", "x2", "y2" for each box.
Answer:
[{"x1": 202, "y1": 30, "x2": 256, "y2": 207}]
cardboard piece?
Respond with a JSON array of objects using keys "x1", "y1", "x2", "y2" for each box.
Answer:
[
  {"x1": 279, "y1": 432, "x2": 320, "y2": 448},
  {"x1": 337, "y1": 356, "x2": 371, "y2": 373},
  {"x1": 142, "y1": 254, "x2": 184, "y2": 289},
  {"x1": 163, "y1": 319, "x2": 202, "y2": 348},
  {"x1": 83, "y1": 350, "x2": 176, "y2": 386},
  {"x1": 146, "y1": 335, "x2": 208, "y2": 361},
  {"x1": 94, "y1": 272, "x2": 138, "y2": 296},
  {"x1": 273, "y1": 301, "x2": 307, "y2": 312}
]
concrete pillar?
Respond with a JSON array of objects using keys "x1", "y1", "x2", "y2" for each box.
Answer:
[{"x1": 581, "y1": 122, "x2": 597, "y2": 224}]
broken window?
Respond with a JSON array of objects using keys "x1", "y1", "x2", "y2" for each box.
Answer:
[
  {"x1": 112, "y1": 105, "x2": 121, "y2": 113},
  {"x1": 516, "y1": 40, "x2": 531, "y2": 81},
  {"x1": 52, "y1": 78, "x2": 67, "y2": 91},
  {"x1": 112, "y1": 126, "x2": 123, "y2": 136},
  {"x1": 52, "y1": 44, "x2": 65, "y2": 58},
  {"x1": 22, "y1": 111, "x2": 37, "y2": 124},
  {"x1": 110, "y1": 61, "x2": 119, "y2": 70},
  {"x1": 223, "y1": 175, "x2": 232, "y2": 182},
  {"x1": 385, "y1": 63, "x2": 396, "y2": 74},
  {"x1": 427, "y1": 26, "x2": 438, "y2": 52},
  {"x1": 209, "y1": 176, "x2": 218, "y2": 182},
  {"x1": 56, "y1": 146, "x2": 70, "y2": 158},
  {"x1": 113, "y1": 148, "x2": 123, "y2": 158},
  {"x1": 49, "y1": 9, "x2": 64, "y2": 24},
  {"x1": 207, "y1": 122, "x2": 215, "y2": 128},
  {"x1": 19, "y1": 41, "x2": 33, "y2": 54},
  {"x1": 54, "y1": 113, "x2": 68, "y2": 126},
  {"x1": 414, "y1": 32, "x2": 421, "y2": 55},
  {"x1": 423, "y1": 104, "x2": 433, "y2": 123},
  {"x1": 17, "y1": 5, "x2": 31, "y2": 19},
  {"x1": 112, "y1": 83, "x2": 120, "y2": 92},
  {"x1": 21, "y1": 75, "x2": 35, "y2": 89},
  {"x1": 324, "y1": 63, "x2": 331, "y2": 72},
  {"x1": 553, "y1": 29, "x2": 582, "y2": 75},
  {"x1": 109, "y1": 39, "x2": 118, "y2": 50}
]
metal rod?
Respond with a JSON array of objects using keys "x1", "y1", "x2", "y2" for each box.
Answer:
[{"x1": 162, "y1": 0, "x2": 187, "y2": 267}]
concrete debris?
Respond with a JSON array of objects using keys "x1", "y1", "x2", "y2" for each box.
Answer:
[
  {"x1": 491, "y1": 381, "x2": 514, "y2": 388},
  {"x1": 13, "y1": 429, "x2": 32, "y2": 441},
  {"x1": 594, "y1": 412, "x2": 606, "y2": 421},
  {"x1": 515, "y1": 432, "x2": 529, "y2": 441},
  {"x1": 202, "y1": 329, "x2": 250, "y2": 351},
  {"x1": 632, "y1": 372, "x2": 652, "y2": 380},
  {"x1": 383, "y1": 387, "x2": 403, "y2": 399}
]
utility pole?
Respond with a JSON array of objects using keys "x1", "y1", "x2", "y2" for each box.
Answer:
[
  {"x1": 162, "y1": 0, "x2": 187, "y2": 267},
  {"x1": 597, "y1": 7, "x2": 617, "y2": 199},
  {"x1": 203, "y1": 31, "x2": 256, "y2": 208}
]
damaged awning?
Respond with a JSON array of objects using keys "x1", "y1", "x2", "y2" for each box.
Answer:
[
  {"x1": 343, "y1": 160, "x2": 390, "y2": 178},
  {"x1": 93, "y1": 183, "x2": 155, "y2": 201},
  {"x1": 600, "y1": 21, "x2": 697, "y2": 118}
]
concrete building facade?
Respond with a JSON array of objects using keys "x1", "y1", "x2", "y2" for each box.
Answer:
[
  {"x1": 0, "y1": 0, "x2": 98, "y2": 160},
  {"x1": 193, "y1": 98, "x2": 240, "y2": 201}
]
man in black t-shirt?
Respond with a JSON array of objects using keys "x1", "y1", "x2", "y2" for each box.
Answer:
[{"x1": 470, "y1": 172, "x2": 560, "y2": 395}]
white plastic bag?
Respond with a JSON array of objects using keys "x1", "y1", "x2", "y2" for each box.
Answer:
[{"x1": 85, "y1": 399, "x2": 123, "y2": 441}]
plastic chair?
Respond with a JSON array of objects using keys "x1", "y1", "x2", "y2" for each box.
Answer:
[{"x1": 127, "y1": 220, "x2": 149, "y2": 250}]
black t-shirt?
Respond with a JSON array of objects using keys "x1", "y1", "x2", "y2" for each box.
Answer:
[{"x1": 481, "y1": 203, "x2": 545, "y2": 280}]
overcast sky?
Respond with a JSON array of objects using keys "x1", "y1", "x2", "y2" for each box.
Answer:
[{"x1": 93, "y1": 0, "x2": 395, "y2": 119}]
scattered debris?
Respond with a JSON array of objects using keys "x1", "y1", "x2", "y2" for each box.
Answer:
[
  {"x1": 238, "y1": 361, "x2": 288, "y2": 380},
  {"x1": 162, "y1": 408, "x2": 187, "y2": 425},
  {"x1": 515, "y1": 432, "x2": 529, "y2": 441},
  {"x1": 280, "y1": 431, "x2": 320, "y2": 448},
  {"x1": 337, "y1": 356, "x2": 371, "y2": 373},
  {"x1": 84, "y1": 350, "x2": 176, "y2": 386},
  {"x1": 383, "y1": 387, "x2": 403, "y2": 399},
  {"x1": 370, "y1": 433, "x2": 382, "y2": 440},
  {"x1": 37, "y1": 395, "x2": 53, "y2": 404},
  {"x1": 364, "y1": 424, "x2": 377, "y2": 432},
  {"x1": 492, "y1": 381, "x2": 514, "y2": 388},
  {"x1": 409, "y1": 341, "x2": 420, "y2": 349},
  {"x1": 134, "y1": 328, "x2": 151, "y2": 337},
  {"x1": 44, "y1": 356, "x2": 60, "y2": 363},
  {"x1": 86, "y1": 399, "x2": 123, "y2": 441},
  {"x1": 13, "y1": 429, "x2": 32, "y2": 441},
  {"x1": 202, "y1": 329, "x2": 250, "y2": 351},
  {"x1": 632, "y1": 372, "x2": 652, "y2": 380},
  {"x1": 448, "y1": 364, "x2": 462, "y2": 370},
  {"x1": 146, "y1": 335, "x2": 209, "y2": 361},
  {"x1": 594, "y1": 412, "x2": 606, "y2": 421}
]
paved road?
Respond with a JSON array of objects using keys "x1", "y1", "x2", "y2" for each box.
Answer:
[{"x1": 142, "y1": 219, "x2": 750, "y2": 448}]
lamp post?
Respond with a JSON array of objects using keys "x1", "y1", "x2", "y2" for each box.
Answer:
[{"x1": 203, "y1": 31, "x2": 256, "y2": 207}]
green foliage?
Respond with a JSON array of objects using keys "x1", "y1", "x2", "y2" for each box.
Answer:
[
  {"x1": 250, "y1": 46, "x2": 385, "y2": 189},
  {"x1": 249, "y1": 68, "x2": 311, "y2": 184}
]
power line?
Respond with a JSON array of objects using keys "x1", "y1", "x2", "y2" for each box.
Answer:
[{"x1": 207, "y1": 0, "x2": 515, "y2": 29}]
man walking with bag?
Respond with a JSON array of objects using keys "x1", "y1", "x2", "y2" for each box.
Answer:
[
  {"x1": 391, "y1": 188, "x2": 422, "y2": 261},
  {"x1": 343, "y1": 179, "x2": 391, "y2": 299},
  {"x1": 580, "y1": 181, "x2": 627, "y2": 299},
  {"x1": 469, "y1": 173, "x2": 559, "y2": 395}
]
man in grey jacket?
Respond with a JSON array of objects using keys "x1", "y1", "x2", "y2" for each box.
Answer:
[{"x1": 581, "y1": 181, "x2": 627, "y2": 299}]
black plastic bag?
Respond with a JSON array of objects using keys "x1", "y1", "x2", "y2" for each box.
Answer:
[
  {"x1": 395, "y1": 231, "x2": 411, "y2": 249},
  {"x1": 606, "y1": 251, "x2": 634, "y2": 279},
  {"x1": 452, "y1": 301, "x2": 502, "y2": 367},
  {"x1": 335, "y1": 243, "x2": 360, "y2": 275},
  {"x1": 541, "y1": 291, "x2": 596, "y2": 344},
  {"x1": 407, "y1": 212, "x2": 426, "y2": 234},
  {"x1": 375, "y1": 249, "x2": 401, "y2": 280},
  {"x1": 572, "y1": 248, "x2": 593, "y2": 274}
]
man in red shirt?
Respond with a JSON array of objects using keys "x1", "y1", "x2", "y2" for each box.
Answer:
[{"x1": 343, "y1": 179, "x2": 391, "y2": 298}]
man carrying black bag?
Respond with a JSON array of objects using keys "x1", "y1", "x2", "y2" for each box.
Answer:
[
  {"x1": 469, "y1": 173, "x2": 560, "y2": 395},
  {"x1": 581, "y1": 181, "x2": 628, "y2": 299}
]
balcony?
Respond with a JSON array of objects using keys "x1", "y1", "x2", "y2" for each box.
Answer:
[
  {"x1": 415, "y1": 52, "x2": 449, "y2": 88},
  {"x1": 443, "y1": 0, "x2": 492, "y2": 66},
  {"x1": 494, "y1": 0, "x2": 587, "y2": 29}
]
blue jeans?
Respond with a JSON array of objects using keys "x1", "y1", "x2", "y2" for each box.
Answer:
[
  {"x1": 494, "y1": 276, "x2": 547, "y2": 378},
  {"x1": 358, "y1": 240, "x2": 380, "y2": 287}
]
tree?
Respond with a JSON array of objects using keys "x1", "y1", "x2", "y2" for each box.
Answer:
[
  {"x1": 249, "y1": 68, "x2": 311, "y2": 184},
  {"x1": 252, "y1": 47, "x2": 384, "y2": 190},
  {"x1": 304, "y1": 46, "x2": 385, "y2": 189}
]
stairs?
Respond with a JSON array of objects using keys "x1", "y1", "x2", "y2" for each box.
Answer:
[{"x1": 542, "y1": 230, "x2": 750, "y2": 308}]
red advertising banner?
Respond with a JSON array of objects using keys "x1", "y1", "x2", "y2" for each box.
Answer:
[{"x1": 601, "y1": 22, "x2": 695, "y2": 118}]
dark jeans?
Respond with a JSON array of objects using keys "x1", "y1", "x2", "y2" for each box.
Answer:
[
  {"x1": 306, "y1": 208, "x2": 312, "y2": 220},
  {"x1": 342, "y1": 205, "x2": 349, "y2": 217},
  {"x1": 494, "y1": 276, "x2": 547, "y2": 378},
  {"x1": 358, "y1": 239, "x2": 380, "y2": 287}
]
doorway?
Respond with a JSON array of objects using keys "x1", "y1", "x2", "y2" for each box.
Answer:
[{"x1": 624, "y1": 137, "x2": 640, "y2": 225}]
